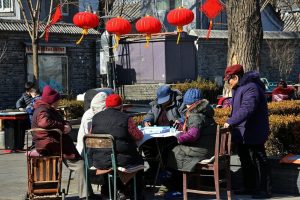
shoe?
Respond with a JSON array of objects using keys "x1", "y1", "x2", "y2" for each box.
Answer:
[
  {"x1": 154, "y1": 185, "x2": 168, "y2": 197},
  {"x1": 252, "y1": 191, "x2": 272, "y2": 199},
  {"x1": 234, "y1": 189, "x2": 254, "y2": 195},
  {"x1": 117, "y1": 190, "x2": 127, "y2": 200}
]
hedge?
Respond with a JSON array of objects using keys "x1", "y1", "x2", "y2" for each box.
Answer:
[
  {"x1": 133, "y1": 101, "x2": 300, "y2": 156},
  {"x1": 171, "y1": 77, "x2": 222, "y2": 104},
  {"x1": 59, "y1": 99, "x2": 84, "y2": 120}
]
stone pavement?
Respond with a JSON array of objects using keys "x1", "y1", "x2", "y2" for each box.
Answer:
[{"x1": 0, "y1": 152, "x2": 299, "y2": 200}]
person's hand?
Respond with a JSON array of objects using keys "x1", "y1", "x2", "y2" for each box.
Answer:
[
  {"x1": 173, "y1": 120, "x2": 181, "y2": 128},
  {"x1": 223, "y1": 123, "x2": 230, "y2": 128},
  {"x1": 64, "y1": 124, "x2": 71, "y2": 134},
  {"x1": 18, "y1": 108, "x2": 25, "y2": 111},
  {"x1": 144, "y1": 121, "x2": 152, "y2": 127}
]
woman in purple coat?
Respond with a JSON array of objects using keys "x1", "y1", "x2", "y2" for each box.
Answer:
[
  {"x1": 157, "y1": 89, "x2": 217, "y2": 198},
  {"x1": 223, "y1": 64, "x2": 271, "y2": 199}
]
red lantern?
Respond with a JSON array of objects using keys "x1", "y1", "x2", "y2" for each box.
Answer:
[
  {"x1": 136, "y1": 16, "x2": 162, "y2": 47},
  {"x1": 199, "y1": 0, "x2": 224, "y2": 39},
  {"x1": 106, "y1": 17, "x2": 132, "y2": 48},
  {"x1": 167, "y1": 7, "x2": 194, "y2": 44},
  {"x1": 73, "y1": 12, "x2": 99, "y2": 44}
]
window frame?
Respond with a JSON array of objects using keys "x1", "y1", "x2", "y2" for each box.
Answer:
[
  {"x1": 0, "y1": 0, "x2": 13, "y2": 13},
  {"x1": 26, "y1": 54, "x2": 69, "y2": 94}
]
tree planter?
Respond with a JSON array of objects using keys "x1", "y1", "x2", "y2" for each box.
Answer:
[{"x1": 230, "y1": 155, "x2": 300, "y2": 195}]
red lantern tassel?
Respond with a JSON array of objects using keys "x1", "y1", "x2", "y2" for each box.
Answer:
[{"x1": 206, "y1": 19, "x2": 213, "y2": 39}]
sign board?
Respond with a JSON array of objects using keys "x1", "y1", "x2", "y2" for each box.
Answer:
[{"x1": 26, "y1": 46, "x2": 66, "y2": 54}]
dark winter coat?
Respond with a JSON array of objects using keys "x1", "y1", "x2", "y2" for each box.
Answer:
[
  {"x1": 227, "y1": 71, "x2": 269, "y2": 144},
  {"x1": 91, "y1": 108, "x2": 143, "y2": 169},
  {"x1": 16, "y1": 92, "x2": 32, "y2": 109},
  {"x1": 272, "y1": 86, "x2": 295, "y2": 102},
  {"x1": 143, "y1": 90, "x2": 186, "y2": 126},
  {"x1": 167, "y1": 99, "x2": 217, "y2": 172},
  {"x1": 32, "y1": 100, "x2": 81, "y2": 160}
]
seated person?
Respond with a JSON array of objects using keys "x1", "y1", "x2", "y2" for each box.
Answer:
[
  {"x1": 26, "y1": 88, "x2": 41, "y2": 123},
  {"x1": 76, "y1": 92, "x2": 108, "y2": 156},
  {"x1": 91, "y1": 94, "x2": 144, "y2": 200},
  {"x1": 272, "y1": 80, "x2": 295, "y2": 102},
  {"x1": 142, "y1": 85, "x2": 185, "y2": 171},
  {"x1": 143, "y1": 85, "x2": 185, "y2": 127},
  {"x1": 216, "y1": 96, "x2": 232, "y2": 108},
  {"x1": 16, "y1": 81, "x2": 35, "y2": 111},
  {"x1": 168, "y1": 88, "x2": 216, "y2": 171},
  {"x1": 31, "y1": 85, "x2": 94, "y2": 200},
  {"x1": 155, "y1": 89, "x2": 217, "y2": 197}
]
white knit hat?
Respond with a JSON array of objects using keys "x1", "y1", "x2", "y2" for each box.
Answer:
[{"x1": 90, "y1": 92, "x2": 108, "y2": 114}]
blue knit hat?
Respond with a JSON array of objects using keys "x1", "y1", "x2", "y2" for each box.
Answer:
[{"x1": 183, "y1": 88, "x2": 202, "y2": 105}]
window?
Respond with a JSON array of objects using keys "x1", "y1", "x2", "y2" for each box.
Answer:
[
  {"x1": 27, "y1": 55, "x2": 68, "y2": 94},
  {"x1": 156, "y1": 0, "x2": 182, "y2": 11},
  {"x1": 0, "y1": 0, "x2": 13, "y2": 12}
]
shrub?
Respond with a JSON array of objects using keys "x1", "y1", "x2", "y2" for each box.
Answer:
[
  {"x1": 268, "y1": 100, "x2": 300, "y2": 115},
  {"x1": 214, "y1": 100, "x2": 300, "y2": 117},
  {"x1": 171, "y1": 77, "x2": 222, "y2": 103},
  {"x1": 266, "y1": 114, "x2": 300, "y2": 156},
  {"x1": 59, "y1": 99, "x2": 84, "y2": 119}
]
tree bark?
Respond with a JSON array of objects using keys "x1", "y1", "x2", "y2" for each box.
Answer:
[
  {"x1": 32, "y1": 39, "x2": 39, "y2": 88},
  {"x1": 226, "y1": 0, "x2": 263, "y2": 72}
]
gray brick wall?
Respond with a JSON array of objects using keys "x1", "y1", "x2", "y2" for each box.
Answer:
[
  {"x1": 196, "y1": 38, "x2": 300, "y2": 84},
  {"x1": 0, "y1": 31, "x2": 98, "y2": 109}
]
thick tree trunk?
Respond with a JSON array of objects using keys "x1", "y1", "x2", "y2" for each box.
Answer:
[
  {"x1": 32, "y1": 40, "x2": 39, "y2": 89},
  {"x1": 226, "y1": 0, "x2": 263, "y2": 72}
]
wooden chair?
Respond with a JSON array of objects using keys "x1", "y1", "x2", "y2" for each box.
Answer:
[
  {"x1": 83, "y1": 134, "x2": 143, "y2": 200},
  {"x1": 183, "y1": 125, "x2": 232, "y2": 200},
  {"x1": 26, "y1": 128, "x2": 66, "y2": 200}
]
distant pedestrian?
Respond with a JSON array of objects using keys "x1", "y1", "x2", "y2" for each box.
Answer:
[
  {"x1": 223, "y1": 64, "x2": 272, "y2": 199},
  {"x1": 272, "y1": 79, "x2": 295, "y2": 102},
  {"x1": 16, "y1": 81, "x2": 35, "y2": 111}
]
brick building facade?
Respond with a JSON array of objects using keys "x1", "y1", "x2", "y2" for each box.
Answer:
[{"x1": 0, "y1": 21, "x2": 99, "y2": 109}]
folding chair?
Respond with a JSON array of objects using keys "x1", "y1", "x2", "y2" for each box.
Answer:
[
  {"x1": 183, "y1": 125, "x2": 232, "y2": 200},
  {"x1": 83, "y1": 134, "x2": 142, "y2": 200}
]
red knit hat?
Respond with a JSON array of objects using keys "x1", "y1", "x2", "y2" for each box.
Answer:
[
  {"x1": 224, "y1": 64, "x2": 244, "y2": 81},
  {"x1": 42, "y1": 85, "x2": 60, "y2": 104},
  {"x1": 106, "y1": 94, "x2": 123, "y2": 108}
]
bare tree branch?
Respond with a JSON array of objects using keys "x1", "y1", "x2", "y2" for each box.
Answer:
[
  {"x1": 267, "y1": 40, "x2": 296, "y2": 80},
  {"x1": 16, "y1": 0, "x2": 33, "y2": 39},
  {"x1": 26, "y1": 0, "x2": 35, "y2": 19},
  {"x1": 35, "y1": 0, "x2": 41, "y2": 39}
]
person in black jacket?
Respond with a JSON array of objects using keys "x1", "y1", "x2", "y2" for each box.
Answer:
[
  {"x1": 91, "y1": 94, "x2": 144, "y2": 200},
  {"x1": 16, "y1": 81, "x2": 35, "y2": 111}
]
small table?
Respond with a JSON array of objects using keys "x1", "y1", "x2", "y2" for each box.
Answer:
[
  {"x1": 0, "y1": 111, "x2": 28, "y2": 152},
  {"x1": 137, "y1": 129, "x2": 181, "y2": 147},
  {"x1": 137, "y1": 127, "x2": 181, "y2": 187}
]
